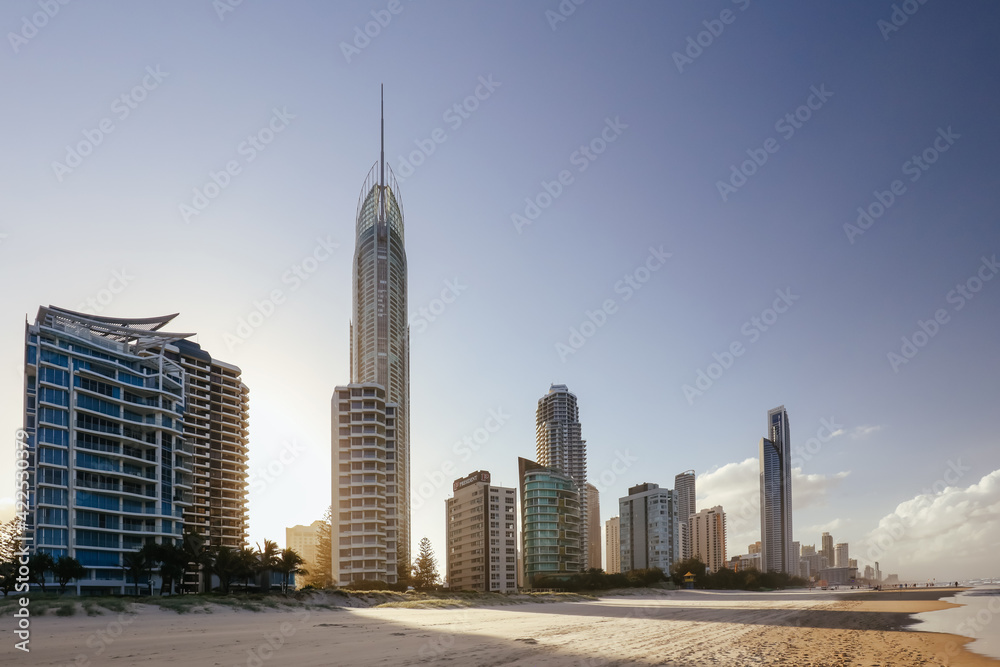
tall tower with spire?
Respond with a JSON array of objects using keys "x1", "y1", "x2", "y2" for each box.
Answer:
[{"x1": 335, "y1": 88, "x2": 410, "y2": 584}]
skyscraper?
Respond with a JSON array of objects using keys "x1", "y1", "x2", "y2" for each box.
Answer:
[
  {"x1": 605, "y1": 516, "x2": 620, "y2": 574},
  {"x1": 619, "y1": 483, "x2": 679, "y2": 573},
  {"x1": 586, "y1": 483, "x2": 601, "y2": 570},
  {"x1": 835, "y1": 542, "x2": 849, "y2": 568},
  {"x1": 674, "y1": 470, "x2": 696, "y2": 561},
  {"x1": 334, "y1": 88, "x2": 410, "y2": 581},
  {"x1": 690, "y1": 506, "x2": 727, "y2": 573},
  {"x1": 535, "y1": 384, "x2": 588, "y2": 571},
  {"x1": 518, "y1": 457, "x2": 582, "y2": 586},
  {"x1": 820, "y1": 532, "x2": 834, "y2": 568},
  {"x1": 331, "y1": 382, "x2": 398, "y2": 585},
  {"x1": 759, "y1": 405, "x2": 794, "y2": 574},
  {"x1": 22, "y1": 306, "x2": 249, "y2": 594},
  {"x1": 445, "y1": 470, "x2": 517, "y2": 592},
  {"x1": 173, "y1": 339, "x2": 250, "y2": 554}
]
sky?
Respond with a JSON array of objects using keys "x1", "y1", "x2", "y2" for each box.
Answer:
[{"x1": 1, "y1": 0, "x2": 998, "y2": 583}]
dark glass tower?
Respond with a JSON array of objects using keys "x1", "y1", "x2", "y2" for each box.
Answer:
[
  {"x1": 349, "y1": 88, "x2": 410, "y2": 568},
  {"x1": 759, "y1": 405, "x2": 793, "y2": 574}
]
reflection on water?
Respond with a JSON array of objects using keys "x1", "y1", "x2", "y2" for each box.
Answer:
[{"x1": 910, "y1": 586, "x2": 1000, "y2": 660}]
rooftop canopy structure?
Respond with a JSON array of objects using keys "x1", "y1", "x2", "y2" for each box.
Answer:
[{"x1": 36, "y1": 305, "x2": 195, "y2": 351}]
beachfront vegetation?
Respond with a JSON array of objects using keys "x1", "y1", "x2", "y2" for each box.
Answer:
[
  {"x1": 669, "y1": 557, "x2": 808, "y2": 590},
  {"x1": 532, "y1": 567, "x2": 669, "y2": 591}
]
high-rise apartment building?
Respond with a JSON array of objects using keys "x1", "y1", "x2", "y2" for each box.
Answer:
[
  {"x1": 535, "y1": 384, "x2": 588, "y2": 572},
  {"x1": 333, "y1": 91, "x2": 410, "y2": 583},
  {"x1": 820, "y1": 532, "x2": 834, "y2": 565},
  {"x1": 331, "y1": 383, "x2": 397, "y2": 585},
  {"x1": 690, "y1": 506, "x2": 727, "y2": 573},
  {"x1": 22, "y1": 306, "x2": 248, "y2": 594},
  {"x1": 286, "y1": 520, "x2": 326, "y2": 590},
  {"x1": 605, "y1": 516, "x2": 620, "y2": 574},
  {"x1": 445, "y1": 471, "x2": 517, "y2": 592},
  {"x1": 835, "y1": 542, "x2": 849, "y2": 568},
  {"x1": 759, "y1": 405, "x2": 794, "y2": 574},
  {"x1": 619, "y1": 483, "x2": 679, "y2": 573},
  {"x1": 586, "y1": 483, "x2": 601, "y2": 570},
  {"x1": 173, "y1": 339, "x2": 249, "y2": 551},
  {"x1": 674, "y1": 470, "x2": 696, "y2": 561},
  {"x1": 518, "y1": 457, "x2": 581, "y2": 586}
]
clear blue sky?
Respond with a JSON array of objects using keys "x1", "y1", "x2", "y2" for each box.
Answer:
[{"x1": 1, "y1": 0, "x2": 998, "y2": 582}]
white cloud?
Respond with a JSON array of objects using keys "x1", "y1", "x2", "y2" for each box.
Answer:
[
  {"x1": 697, "y1": 458, "x2": 850, "y2": 554},
  {"x1": 850, "y1": 424, "x2": 882, "y2": 439},
  {"x1": 858, "y1": 468, "x2": 1000, "y2": 581},
  {"x1": 803, "y1": 517, "x2": 847, "y2": 538}
]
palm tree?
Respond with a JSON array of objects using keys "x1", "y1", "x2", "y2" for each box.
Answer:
[
  {"x1": 181, "y1": 530, "x2": 210, "y2": 593},
  {"x1": 209, "y1": 547, "x2": 240, "y2": 594},
  {"x1": 153, "y1": 543, "x2": 188, "y2": 595},
  {"x1": 139, "y1": 543, "x2": 162, "y2": 596},
  {"x1": 274, "y1": 548, "x2": 307, "y2": 595},
  {"x1": 53, "y1": 556, "x2": 86, "y2": 594},
  {"x1": 237, "y1": 547, "x2": 258, "y2": 594},
  {"x1": 256, "y1": 540, "x2": 280, "y2": 593},
  {"x1": 122, "y1": 550, "x2": 149, "y2": 596},
  {"x1": 28, "y1": 553, "x2": 55, "y2": 593}
]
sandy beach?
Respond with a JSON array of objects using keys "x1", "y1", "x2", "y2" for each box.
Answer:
[{"x1": 4, "y1": 588, "x2": 996, "y2": 666}]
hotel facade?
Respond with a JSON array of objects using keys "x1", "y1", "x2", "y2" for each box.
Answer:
[
  {"x1": 445, "y1": 470, "x2": 517, "y2": 592},
  {"x1": 22, "y1": 306, "x2": 248, "y2": 594}
]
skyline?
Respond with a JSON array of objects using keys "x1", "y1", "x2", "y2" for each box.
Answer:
[{"x1": 1, "y1": 1, "x2": 999, "y2": 583}]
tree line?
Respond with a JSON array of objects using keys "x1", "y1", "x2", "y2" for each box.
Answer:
[{"x1": 0, "y1": 517, "x2": 306, "y2": 596}]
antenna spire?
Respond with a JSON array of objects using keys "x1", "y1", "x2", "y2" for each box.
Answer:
[{"x1": 379, "y1": 85, "x2": 385, "y2": 222}]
